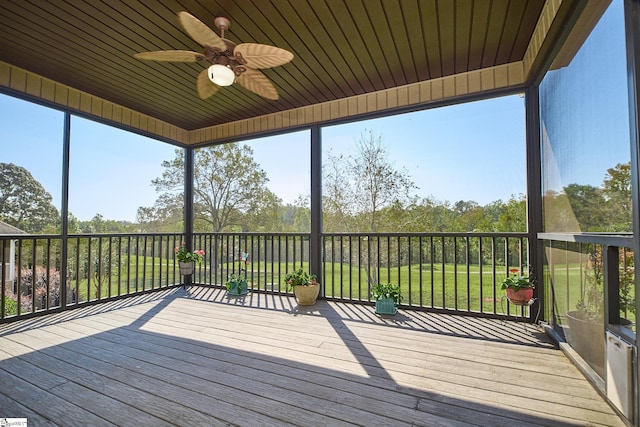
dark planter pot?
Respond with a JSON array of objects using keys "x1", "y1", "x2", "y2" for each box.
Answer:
[
  {"x1": 505, "y1": 286, "x2": 534, "y2": 305},
  {"x1": 565, "y1": 311, "x2": 604, "y2": 378}
]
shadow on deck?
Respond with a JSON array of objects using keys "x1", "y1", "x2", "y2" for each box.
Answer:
[{"x1": 0, "y1": 286, "x2": 624, "y2": 426}]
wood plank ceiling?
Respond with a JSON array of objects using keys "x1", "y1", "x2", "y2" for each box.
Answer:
[{"x1": 0, "y1": 0, "x2": 546, "y2": 132}]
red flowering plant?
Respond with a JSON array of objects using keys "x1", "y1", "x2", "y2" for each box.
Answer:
[
  {"x1": 500, "y1": 268, "x2": 534, "y2": 290},
  {"x1": 175, "y1": 244, "x2": 205, "y2": 264}
]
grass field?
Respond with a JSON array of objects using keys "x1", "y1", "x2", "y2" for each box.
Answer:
[{"x1": 15, "y1": 254, "x2": 634, "y2": 326}]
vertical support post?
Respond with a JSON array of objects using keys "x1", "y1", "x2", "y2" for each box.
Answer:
[
  {"x1": 310, "y1": 126, "x2": 322, "y2": 289},
  {"x1": 624, "y1": 1, "x2": 640, "y2": 424},
  {"x1": 184, "y1": 146, "x2": 195, "y2": 287},
  {"x1": 60, "y1": 112, "x2": 71, "y2": 308},
  {"x1": 603, "y1": 245, "x2": 621, "y2": 325},
  {"x1": 525, "y1": 86, "x2": 544, "y2": 322}
]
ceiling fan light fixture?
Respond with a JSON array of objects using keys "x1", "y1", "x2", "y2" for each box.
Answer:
[
  {"x1": 208, "y1": 64, "x2": 235, "y2": 86},
  {"x1": 134, "y1": 12, "x2": 293, "y2": 99}
]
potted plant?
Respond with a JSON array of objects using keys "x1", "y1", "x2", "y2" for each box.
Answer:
[
  {"x1": 371, "y1": 283, "x2": 402, "y2": 315},
  {"x1": 174, "y1": 244, "x2": 205, "y2": 275},
  {"x1": 225, "y1": 273, "x2": 248, "y2": 296},
  {"x1": 500, "y1": 268, "x2": 534, "y2": 305},
  {"x1": 284, "y1": 268, "x2": 319, "y2": 306}
]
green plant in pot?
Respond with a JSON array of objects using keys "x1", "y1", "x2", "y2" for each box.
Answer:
[
  {"x1": 225, "y1": 273, "x2": 248, "y2": 296},
  {"x1": 500, "y1": 268, "x2": 534, "y2": 305},
  {"x1": 371, "y1": 283, "x2": 402, "y2": 315},
  {"x1": 284, "y1": 268, "x2": 319, "y2": 305},
  {"x1": 175, "y1": 243, "x2": 205, "y2": 276}
]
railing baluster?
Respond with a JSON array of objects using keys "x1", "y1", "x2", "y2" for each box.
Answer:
[
  {"x1": 453, "y1": 237, "x2": 458, "y2": 311},
  {"x1": 478, "y1": 236, "x2": 483, "y2": 312},
  {"x1": 0, "y1": 231, "x2": 539, "y2": 322},
  {"x1": 418, "y1": 236, "x2": 423, "y2": 307},
  {"x1": 29, "y1": 238, "x2": 36, "y2": 313},
  {"x1": 407, "y1": 236, "x2": 412, "y2": 308},
  {"x1": 330, "y1": 235, "x2": 335, "y2": 297},
  {"x1": 277, "y1": 235, "x2": 282, "y2": 292},
  {"x1": 441, "y1": 236, "x2": 446, "y2": 308},
  {"x1": 491, "y1": 236, "x2": 497, "y2": 315},
  {"x1": 466, "y1": 236, "x2": 471, "y2": 312},
  {"x1": 430, "y1": 236, "x2": 434, "y2": 308},
  {"x1": 339, "y1": 235, "x2": 344, "y2": 300},
  {"x1": 1, "y1": 241, "x2": 5, "y2": 318}
]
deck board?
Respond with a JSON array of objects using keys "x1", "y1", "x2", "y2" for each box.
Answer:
[{"x1": 0, "y1": 287, "x2": 626, "y2": 426}]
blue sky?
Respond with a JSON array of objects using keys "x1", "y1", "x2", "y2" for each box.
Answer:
[
  {"x1": 1, "y1": 93, "x2": 527, "y2": 222},
  {"x1": 321, "y1": 96, "x2": 527, "y2": 204},
  {"x1": 540, "y1": 0, "x2": 630, "y2": 196},
  {"x1": 0, "y1": 1, "x2": 631, "y2": 228},
  {"x1": 249, "y1": 94, "x2": 528, "y2": 209}
]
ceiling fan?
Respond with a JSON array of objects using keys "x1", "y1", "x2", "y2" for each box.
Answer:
[{"x1": 134, "y1": 11, "x2": 293, "y2": 100}]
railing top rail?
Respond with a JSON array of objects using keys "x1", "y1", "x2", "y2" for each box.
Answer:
[
  {"x1": 538, "y1": 232, "x2": 633, "y2": 247},
  {"x1": 194, "y1": 232, "x2": 310, "y2": 237},
  {"x1": 1, "y1": 231, "x2": 530, "y2": 240},
  {"x1": 321, "y1": 232, "x2": 529, "y2": 238},
  {"x1": 194, "y1": 231, "x2": 529, "y2": 238},
  {"x1": 67, "y1": 232, "x2": 184, "y2": 238},
  {"x1": 0, "y1": 234, "x2": 62, "y2": 239},
  {"x1": 0, "y1": 233, "x2": 185, "y2": 239}
]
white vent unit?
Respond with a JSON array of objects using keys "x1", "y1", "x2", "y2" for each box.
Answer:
[{"x1": 606, "y1": 331, "x2": 634, "y2": 420}]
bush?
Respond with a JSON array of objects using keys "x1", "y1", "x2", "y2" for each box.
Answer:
[
  {"x1": 2, "y1": 294, "x2": 18, "y2": 316},
  {"x1": 18, "y1": 266, "x2": 62, "y2": 311},
  {"x1": 371, "y1": 283, "x2": 402, "y2": 304}
]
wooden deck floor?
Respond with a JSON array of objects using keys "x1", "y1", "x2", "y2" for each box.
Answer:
[{"x1": 0, "y1": 286, "x2": 625, "y2": 427}]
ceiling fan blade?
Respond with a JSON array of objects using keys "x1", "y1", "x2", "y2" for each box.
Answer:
[
  {"x1": 133, "y1": 50, "x2": 203, "y2": 62},
  {"x1": 197, "y1": 69, "x2": 220, "y2": 99},
  {"x1": 234, "y1": 43, "x2": 294, "y2": 69},
  {"x1": 178, "y1": 11, "x2": 226, "y2": 50},
  {"x1": 235, "y1": 68, "x2": 279, "y2": 100}
]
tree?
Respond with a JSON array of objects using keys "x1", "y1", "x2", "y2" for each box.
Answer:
[
  {"x1": 0, "y1": 163, "x2": 59, "y2": 232},
  {"x1": 323, "y1": 130, "x2": 416, "y2": 232},
  {"x1": 322, "y1": 151, "x2": 355, "y2": 231},
  {"x1": 77, "y1": 214, "x2": 137, "y2": 233},
  {"x1": 495, "y1": 195, "x2": 527, "y2": 232},
  {"x1": 323, "y1": 130, "x2": 417, "y2": 285},
  {"x1": 563, "y1": 184, "x2": 606, "y2": 231},
  {"x1": 602, "y1": 162, "x2": 632, "y2": 231},
  {"x1": 351, "y1": 130, "x2": 416, "y2": 231},
  {"x1": 241, "y1": 190, "x2": 285, "y2": 232},
  {"x1": 136, "y1": 193, "x2": 183, "y2": 232},
  {"x1": 147, "y1": 144, "x2": 273, "y2": 232}
]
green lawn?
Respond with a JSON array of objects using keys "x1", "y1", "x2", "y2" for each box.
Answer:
[{"x1": 62, "y1": 255, "x2": 634, "y2": 324}]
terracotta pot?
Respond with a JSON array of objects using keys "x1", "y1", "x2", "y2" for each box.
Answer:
[
  {"x1": 293, "y1": 283, "x2": 320, "y2": 305},
  {"x1": 505, "y1": 286, "x2": 533, "y2": 305}
]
